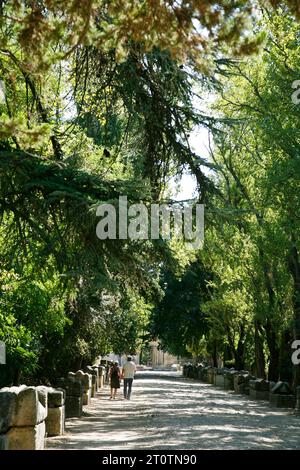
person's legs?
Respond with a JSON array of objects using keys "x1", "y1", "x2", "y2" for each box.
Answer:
[
  {"x1": 110, "y1": 387, "x2": 113, "y2": 399},
  {"x1": 113, "y1": 388, "x2": 117, "y2": 398},
  {"x1": 127, "y1": 378, "x2": 133, "y2": 399},
  {"x1": 124, "y1": 379, "x2": 128, "y2": 399}
]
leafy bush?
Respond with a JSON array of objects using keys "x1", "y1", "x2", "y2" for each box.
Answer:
[{"x1": 0, "y1": 312, "x2": 38, "y2": 387}]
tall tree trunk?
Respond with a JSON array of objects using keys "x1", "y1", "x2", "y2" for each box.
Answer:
[
  {"x1": 259, "y1": 249, "x2": 280, "y2": 381},
  {"x1": 223, "y1": 344, "x2": 233, "y2": 367},
  {"x1": 235, "y1": 324, "x2": 246, "y2": 370},
  {"x1": 13, "y1": 369, "x2": 21, "y2": 386},
  {"x1": 212, "y1": 339, "x2": 218, "y2": 367},
  {"x1": 217, "y1": 162, "x2": 280, "y2": 379},
  {"x1": 288, "y1": 237, "x2": 300, "y2": 388},
  {"x1": 228, "y1": 324, "x2": 246, "y2": 370},
  {"x1": 254, "y1": 320, "x2": 266, "y2": 378},
  {"x1": 264, "y1": 318, "x2": 280, "y2": 381},
  {"x1": 279, "y1": 328, "x2": 293, "y2": 384}
]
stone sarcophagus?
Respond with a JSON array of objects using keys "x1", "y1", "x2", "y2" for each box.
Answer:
[
  {"x1": 98, "y1": 365, "x2": 106, "y2": 388},
  {"x1": 45, "y1": 388, "x2": 65, "y2": 437},
  {"x1": 224, "y1": 370, "x2": 239, "y2": 390},
  {"x1": 85, "y1": 366, "x2": 98, "y2": 397},
  {"x1": 55, "y1": 376, "x2": 83, "y2": 418},
  {"x1": 269, "y1": 381, "x2": 295, "y2": 408},
  {"x1": 199, "y1": 366, "x2": 209, "y2": 382},
  {"x1": 295, "y1": 386, "x2": 300, "y2": 415},
  {"x1": 249, "y1": 379, "x2": 270, "y2": 400},
  {"x1": 207, "y1": 367, "x2": 216, "y2": 385},
  {"x1": 214, "y1": 368, "x2": 228, "y2": 388},
  {"x1": 0, "y1": 385, "x2": 47, "y2": 450},
  {"x1": 234, "y1": 373, "x2": 253, "y2": 395},
  {"x1": 72, "y1": 371, "x2": 92, "y2": 406}
]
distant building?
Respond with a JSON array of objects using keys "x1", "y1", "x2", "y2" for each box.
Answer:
[
  {"x1": 100, "y1": 341, "x2": 183, "y2": 369},
  {"x1": 102, "y1": 353, "x2": 139, "y2": 366},
  {"x1": 148, "y1": 341, "x2": 179, "y2": 367}
]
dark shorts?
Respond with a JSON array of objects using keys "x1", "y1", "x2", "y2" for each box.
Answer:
[{"x1": 111, "y1": 377, "x2": 120, "y2": 388}]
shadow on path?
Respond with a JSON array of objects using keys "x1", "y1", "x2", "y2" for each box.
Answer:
[{"x1": 46, "y1": 371, "x2": 300, "y2": 450}]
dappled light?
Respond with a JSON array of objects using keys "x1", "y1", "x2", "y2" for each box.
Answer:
[{"x1": 46, "y1": 372, "x2": 300, "y2": 450}]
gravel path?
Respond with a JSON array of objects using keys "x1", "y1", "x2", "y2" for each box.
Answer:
[{"x1": 46, "y1": 371, "x2": 300, "y2": 450}]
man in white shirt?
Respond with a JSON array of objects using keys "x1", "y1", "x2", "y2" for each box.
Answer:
[{"x1": 122, "y1": 356, "x2": 137, "y2": 400}]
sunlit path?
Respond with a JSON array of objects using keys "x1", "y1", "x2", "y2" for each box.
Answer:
[{"x1": 46, "y1": 371, "x2": 300, "y2": 450}]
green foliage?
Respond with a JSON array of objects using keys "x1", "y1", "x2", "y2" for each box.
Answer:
[
  {"x1": 151, "y1": 257, "x2": 211, "y2": 357},
  {"x1": 1, "y1": 2, "x2": 300, "y2": 387},
  {"x1": 0, "y1": 267, "x2": 68, "y2": 385},
  {"x1": 0, "y1": 0, "x2": 272, "y2": 77},
  {"x1": 0, "y1": 309, "x2": 37, "y2": 388},
  {"x1": 194, "y1": 10, "x2": 300, "y2": 380}
]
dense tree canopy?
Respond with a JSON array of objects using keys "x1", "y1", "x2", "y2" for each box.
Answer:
[
  {"x1": 1, "y1": 1, "x2": 300, "y2": 389},
  {"x1": 150, "y1": 8, "x2": 300, "y2": 387}
]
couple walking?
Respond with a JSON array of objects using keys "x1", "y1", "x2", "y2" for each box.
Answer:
[{"x1": 109, "y1": 356, "x2": 136, "y2": 400}]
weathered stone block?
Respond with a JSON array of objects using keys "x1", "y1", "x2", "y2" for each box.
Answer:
[
  {"x1": 46, "y1": 406, "x2": 65, "y2": 437},
  {"x1": 295, "y1": 386, "x2": 300, "y2": 415},
  {"x1": 270, "y1": 393, "x2": 295, "y2": 408},
  {"x1": 215, "y1": 374, "x2": 225, "y2": 388},
  {"x1": 214, "y1": 368, "x2": 227, "y2": 387},
  {"x1": 269, "y1": 381, "x2": 295, "y2": 408},
  {"x1": 234, "y1": 374, "x2": 253, "y2": 395},
  {"x1": 269, "y1": 381, "x2": 276, "y2": 391},
  {"x1": 65, "y1": 396, "x2": 82, "y2": 418},
  {"x1": 68, "y1": 372, "x2": 76, "y2": 379},
  {"x1": 75, "y1": 370, "x2": 92, "y2": 391},
  {"x1": 200, "y1": 367, "x2": 209, "y2": 382},
  {"x1": 192, "y1": 365, "x2": 199, "y2": 379},
  {"x1": 93, "y1": 367, "x2": 100, "y2": 390},
  {"x1": 72, "y1": 371, "x2": 92, "y2": 405},
  {"x1": 15, "y1": 386, "x2": 48, "y2": 426},
  {"x1": 249, "y1": 378, "x2": 270, "y2": 399},
  {"x1": 186, "y1": 364, "x2": 194, "y2": 378},
  {"x1": 85, "y1": 366, "x2": 99, "y2": 392},
  {"x1": 47, "y1": 388, "x2": 65, "y2": 408},
  {"x1": 196, "y1": 364, "x2": 204, "y2": 380},
  {"x1": 92, "y1": 365, "x2": 101, "y2": 383},
  {"x1": 36, "y1": 386, "x2": 48, "y2": 409},
  {"x1": 271, "y1": 381, "x2": 293, "y2": 395},
  {"x1": 0, "y1": 385, "x2": 47, "y2": 429},
  {"x1": 99, "y1": 375, "x2": 104, "y2": 388},
  {"x1": 56, "y1": 377, "x2": 82, "y2": 397},
  {"x1": 0, "y1": 387, "x2": 22, "y2": 433},
  {"x1": 224, "y1": 371, "x2": 238, "y2": 390},
  {"x1": 90, "y1": 374, "x2": 96, "y2": 397},
  {"x1": 0, "y1": 421, "x2": 45, "y2": 450},
  {"x1": 82, "y1": 390, "x2": 91, "y2": 406},
  {"x1": 250, "y1": 389, "x2": 270, "y2": 400},
  {"x1": 207, "y1": 367, "x2": 216, "y2": 385}
]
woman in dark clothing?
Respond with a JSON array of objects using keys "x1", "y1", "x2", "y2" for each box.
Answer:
[{"x1": 109, "y1": 361, "x2": 121, "y2": 399}]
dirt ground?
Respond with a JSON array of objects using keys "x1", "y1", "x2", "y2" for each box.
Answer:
[{"x1": 46, "y1": 371, "x2": 300, "y2": 450}]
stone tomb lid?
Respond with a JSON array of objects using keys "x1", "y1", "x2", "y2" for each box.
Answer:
[{"x1": 271, "y1": 381, "x2": 293, "y2": 395}]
